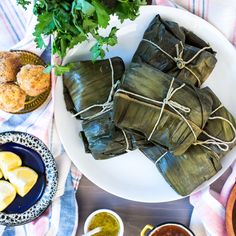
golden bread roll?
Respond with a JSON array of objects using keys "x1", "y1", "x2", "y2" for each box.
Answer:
[
  {"x1": 0, "y1": 52, "x2": 21, "y2": 83},
  {"x1": 17, "y1": 64, "x2": 50, "y2": 96},
  {"x1": 0, "y1": 83, "x2": 26, "y2": 113}
]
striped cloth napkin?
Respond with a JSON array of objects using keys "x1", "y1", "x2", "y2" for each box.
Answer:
[
  {"x1": 154, "y1": 1, "x2": 236, "y2": 236},
  {"x1": 0, "y1": 1, "x2": 82, "y2": 235}
]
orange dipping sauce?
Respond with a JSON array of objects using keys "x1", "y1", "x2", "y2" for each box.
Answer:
[{"x1": 151, "y1": 225, "x2": 192, "y2": 236}]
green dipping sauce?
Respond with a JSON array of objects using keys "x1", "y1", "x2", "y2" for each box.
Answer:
[{"x1": 88, "y1": 212, "x2": 120, "y2": 236}]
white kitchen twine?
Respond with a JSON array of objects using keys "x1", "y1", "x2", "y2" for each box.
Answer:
[
  {"x1": 194, "y1": 104, "x2": 236, "y2": 151},
  {"x1": 142, "y1": 39, "x2": 211, "y2": 87},
  {"x1": 72, "y1": 59, "x2": 130, "y2": 149},
  {"x1": 121, "y1": 129, "x2": 130, "y2": 151},
  {"x1": 154, "y1": 144, "x2": 220, "y2": 165},
  {"x1": 117, "y1": 78, "x2": 236, "y2": 153},
  {"x1": 116, "y1": 77, "x2": 196, "y2": 141},
  {"x1": 155, "y1": 151, "x2": 168, "y2": 166},
  {"x1": 154, "y1": 104, "x2": 236, "y2": 165},
  {"x1": 72, "y1": 58, "x2": 119, "y2": 120}
]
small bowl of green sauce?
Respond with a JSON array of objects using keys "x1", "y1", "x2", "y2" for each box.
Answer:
[{"x1": 84, "y1": 209, "x2": 124, "y2": 236}]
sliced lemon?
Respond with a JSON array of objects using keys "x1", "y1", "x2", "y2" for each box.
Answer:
[
  {"x1": 0, "y1": 152, "x2": 22, "y2": 179},
  {"x1": 0, "y1": 170, "x2": 2, "y2": 179},
  {"x1": 0, "y1": 180, "x2": 16, "y2": 211},
  {"x1": 8, "y1": 167, "x2": 38, "y2": 197}
]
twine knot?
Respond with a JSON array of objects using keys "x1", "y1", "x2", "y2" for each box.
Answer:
[
  {"x1": 142, "y1": 38, "x2": 212, "y2": 87},
  {"x1": 72, "y1": 58, "x2": 117, "y2": 120},
  {"x1": 163, "y1": 98, "x2": 168, "y2": 104},
  {"x1": 193, "y1": 106, "x2": 236, "y2": 152},
  {"x1": 115, "y1": 78, "x2": 195, "y2": 142},
  {"x1": 146, "y1": 78, "x2": 195, "y2": 141},
  {"x1": 175, "y1": 57, "x2": 185, "y2": 69},
  {"x1": 174, "y1": 42, "x2": 186, "y2": 69}
]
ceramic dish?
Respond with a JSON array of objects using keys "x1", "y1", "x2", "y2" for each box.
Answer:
[
  {"x1": 10, "y1": 50, "x2": 51, "y2": 114},
  {"x1": 226, "y1": 184, "x2": 236, "y2": 236},
  {"x1": 55, "y1": 6, "x2": 236, "y2": 202},
  {"x1": 84, "y1": 209, "x2": 124, "y2": 236},
  {"x1": 0, "y1": 131, "x2": 57, "y2": 226},
  {"x1": 141, "y1": 223, "x2": 194, "y2": 236}
]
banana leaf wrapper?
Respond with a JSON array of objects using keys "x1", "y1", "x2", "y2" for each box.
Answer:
[
  {"x1": 132, "y1": 15, "x2": 217, "y2": 87},
  {"x1": 81, "y1": 111, "x2": 146, "y2": 160},
  {"x1": 113, "y1": 63, "x2": 213, "y2": 156},
  {"x1": 197, "y1": 87, "x2": 236, "y2": 158},
  {"x1": 139, "y1": 144, "x2": 222, "y2": 196},
  {"x1": 63, "y1": 57, "x2": 125, "y2": 119}
]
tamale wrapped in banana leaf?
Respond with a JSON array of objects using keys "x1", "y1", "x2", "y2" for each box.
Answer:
[
  {"x1": 138, "y1": 87, "x2": 235, "y2": 195},
  {"x1": 132, "y1": 15, "x2": 217, "y2": 87},
  {"x1": 196, "y1": 87, "x2": 236, "y2": 157},
  {"x1": 81, "y1": 110, "x2": 147, "y2": 160},
  {"x1": 140, "y1": 144, "x2": 222, "y2": 196},
  {"x1": 113, "y1": 62, "x2": 213, "y2": 156},
  {"x1": 63, "y1": 57, "x2": 125, "y2": 119}
]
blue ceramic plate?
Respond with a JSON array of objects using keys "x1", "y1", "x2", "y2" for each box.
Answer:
[{"x1": 0, "y1": 131, "x2": 58, "y2": 226}]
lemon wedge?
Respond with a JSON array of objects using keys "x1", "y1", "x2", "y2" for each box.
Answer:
[
  {"x1": 0, "y1": 152, "x2": 22, "y2": 179},
  {"x1": 0, "y1": 169, "x2": 2, "y2": 179},
  {"x1": 0, "y1": 180, "x2": 16, "y2": 211},
  {"x1": 8, "y1": 167, "x2": 38, "y2": 197}
]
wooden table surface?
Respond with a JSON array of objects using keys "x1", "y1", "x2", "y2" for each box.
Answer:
[
  {"x1": 75, "y1": 168, "x2": 231, "y2": 236},
  {"x1": 76, "y1": 177, "x2": 193, "y2": 236}
]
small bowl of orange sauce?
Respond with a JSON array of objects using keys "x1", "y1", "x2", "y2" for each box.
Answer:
[{"x1": 141, "y1": 222, "x2": 194, "y2": 236}]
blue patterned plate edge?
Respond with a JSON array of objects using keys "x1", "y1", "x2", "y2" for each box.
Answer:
[{"x1": 0, "y1": 131, "x2": 58, "y2": 226}]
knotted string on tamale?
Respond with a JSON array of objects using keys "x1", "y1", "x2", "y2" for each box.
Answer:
[
  {"x1": 63, "y1": 57, "x2": 125, "y2": 119},
  {"x1": 196, "y1": 87, "x2": 236, "y2": 157},
  {"x1": 132, "y1": 15, "x2": 217, "y2": 87},
  {"x1": 113, "y1": 62, "x2": 213, "y2": 156},
  {"x1": 138, "y1": 88, "x2": 236, "y2": 196},
  {"x1": 139, "y1": 144, "x2": 222, "y2": 196}
]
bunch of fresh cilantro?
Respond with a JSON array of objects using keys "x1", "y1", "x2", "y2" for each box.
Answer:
[{"x1": 17, "y1": 0, "x2": 146, "y2": 64}]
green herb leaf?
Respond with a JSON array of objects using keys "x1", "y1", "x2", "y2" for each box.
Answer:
[
  {"x1": 90, "y1": 43, "x2": 102, "y2": 61},
  {"x1": 90, "y1": 27, "x2": 118, "y2": 60},
  {"x1": 92, "y1": 0, "x2": 110, "y2": 28},
  {"x1": 43, "y1": 64, "x2": 75, "y2": 76},
  {"x1": 73, "y1": 0, "x2": 95, "y2": 16},
  {"x1": 33, "y1": 12, "x2": 55, "y2": 48},
  {"x1": 55, "y1": 64, "x2": 75, "y2": 76},
  {"x1": 16, "y1": 0, "x2": 146, "y2": 72},
  {"x1": 16, "y1": 0, "x2": 30, "y2": 9},
  {"x1": 43, "y1": 65, "x2": 53, "y2": 74}
]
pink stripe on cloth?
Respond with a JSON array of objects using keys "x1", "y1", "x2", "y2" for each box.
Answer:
[
  {"x1": 70, "y1": 164, "x2": 82, "y2": 190},
  {"x1": 155, "y1": 0, "x2": 175, "y2": 7},
  {"x1": 197, "y1": 0, "x2": 201, "y2": 16},
  {"x1": 220, "y1": 161, "x2": 236, "y2": 206},
  {"x1": 205, "y1": 0, "x2": 209, "y2": 21},
  {"x1": 232, "y1": 18, "x2": 236, "y2": 45},
  {"x1": 0, "y1": 110, "x2": 13, "y2": 122},
  {"x1": 0, "y1": 12, "x2": 17, "y2": 47},
  {"x1": 190, "y1": 188, "x2": 227, "y2": 236},
  {"x1": 25, "y1": 106, "x2": 53, "y2": 146},
  {"x1": 29, "y1": 207, "x2": 51, "y2": 236},
  {"x1": 4, "y1": 0, "x2": 25, "y2": 38}
]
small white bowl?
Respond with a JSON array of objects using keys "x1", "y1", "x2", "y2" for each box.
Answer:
[{"x1": 84, "y1": 209, "x2": 124, "y2": 236}]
